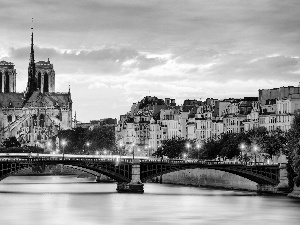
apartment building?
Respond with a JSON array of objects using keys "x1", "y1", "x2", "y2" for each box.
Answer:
[{"x1": 116, "y1": 83, "x2": 300, "y2": 156}]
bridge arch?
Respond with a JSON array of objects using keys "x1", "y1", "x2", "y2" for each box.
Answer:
[
  {"x1": 140, "y1": 162, "x2": 280, "y2": 185},
  {"x1": 0, "y1": 159, "x2": 132, "y2": 183}
]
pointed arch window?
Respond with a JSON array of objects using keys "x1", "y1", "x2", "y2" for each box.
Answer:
[
  {"x1": 39, "y1": 114, "x2": 45, "y2": 127},
  {"x1": 32, "y1": 114, "x2": 37, "y2": 126},
  {"x1": 44, "y1": 73, "x2": 49, "y2": 92},
  {"x1": 7, "y1": 115, "x2": 12, "y2": 123},
  {"x1": 4, "y1": 71, "x2": 9, "y2": 93},
  {"x1": 37, "y1": 72, "x2": 41, "y2": 90},
  {"x1": 0, "y1": 71, "x2": 2, "y2": 93}
]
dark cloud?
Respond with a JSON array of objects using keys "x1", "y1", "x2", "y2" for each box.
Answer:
[
  {"x1": 1, "y1": 0, "x2": 300, "y2": 121},
  {"x1": 4, "y1": 45, "x2": 169, "y2": 75},
  {"x1": 202, "y1": 54, "x2": 300, "y2": 82}
]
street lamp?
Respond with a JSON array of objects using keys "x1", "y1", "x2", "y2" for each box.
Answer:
[
  {"x1": 131, "y1": 143, "x2": 135, "y2": 159},
  {"x1": 239, "y1": 143, "x2": 247, "y2": 164},
  {"x1": 86, "y1": 142, "x2": 90, "y2": 155},
  {"x1": 148, "y1": 145, "x2": 151, "y2": 158},
  {"x1": 46, "y1": 141, "x2": 52, "y2": 152},
  {"x1": 61, "y1": 139, "x2": 67, "y2": 160},
  {"x1": 118, "y1": 143, "x2": 123, "y2": 159},
  {"x1": 186, "y1": 143, "x2": 190, "y2": 159},
  {"x1": 253, "y1": 145, "x2": 259, "y2": 166},
  {"x1": 196, "y1": 143, "x2": 201, "y2": 160}
]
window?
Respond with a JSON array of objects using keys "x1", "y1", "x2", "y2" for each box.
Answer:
[
  {"x1": 0, "y1": 72, "x2": 2, "y2": 92},
  {"x1": 37, "y1": 72, "x2": 41, "y2": 89},
  {"x1": 39, "y1": 114, "x2": 45, "y2": 127},
  {"x1": 44, "y1": 72, "x2": 49, "y2": 92},
  {"x1": 7, "y1": 115, "x2": 12, "y2": 123},
  {"x1": 4, "y1": 71, "x2": 9, "y2": 93}
]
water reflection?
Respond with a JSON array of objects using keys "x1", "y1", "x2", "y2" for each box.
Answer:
[{"x1": 0, "y1": 176, "x2": 299, "y2": 225}]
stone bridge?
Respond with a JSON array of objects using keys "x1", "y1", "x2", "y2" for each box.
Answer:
[{"x1": 0, "y1": 156, "x2": 288, "y2": 193}]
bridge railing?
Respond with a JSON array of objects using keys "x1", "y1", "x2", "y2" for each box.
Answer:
[
  {"x1": 0, "y1": 156, "x2": 134, "y2": 163},
  {"x1": 140, "y1": 159, "x2": 279, "y2": 166},
  {"x1": 0, "y1": 155, "x2": 279, "y2": 166}
]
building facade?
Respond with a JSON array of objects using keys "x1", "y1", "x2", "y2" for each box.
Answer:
[
  {"x1": 116, "y1": 83, "x2": 300, "y2": 156},
  {"x1": 0, "y1": 32, "x2": 72, "y2": 148}
]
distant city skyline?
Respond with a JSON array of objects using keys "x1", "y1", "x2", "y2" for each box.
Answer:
[{"x1": 1, "y1": 0, "x2": 300, "y2": 122}]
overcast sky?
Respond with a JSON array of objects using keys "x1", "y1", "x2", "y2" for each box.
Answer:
[{"x1": 1, "y1": 0, "x2": 300, "y2": 122}]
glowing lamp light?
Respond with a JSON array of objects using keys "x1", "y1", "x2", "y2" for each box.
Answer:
[
  {"x1": 253, "y1": 145, "x2": 258, "y2": 152},
  {"x1": 240, "y1": 143, "x2": 246, "y2": 150},
  {"x1": 61, "y1": 140, "x2": 67, "y2": 147}
]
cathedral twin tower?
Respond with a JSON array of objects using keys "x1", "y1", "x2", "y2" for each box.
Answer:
[
  {"x1": 0, "y1": 31, "x2": 55, "y2": 96},
  {"x1": 0, "y1": 30, "x2": 72, "y2": 147}
]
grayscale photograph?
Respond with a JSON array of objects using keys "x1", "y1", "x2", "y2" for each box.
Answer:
[{"x1": 0, "y1": 0, "x2": 300, "y2": 224}]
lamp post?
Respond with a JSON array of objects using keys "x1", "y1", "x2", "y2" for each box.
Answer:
[
  {"x1": 196, "y1": 143, "x2": 201, "y2": 161},
  {"x1": 86, "y1": 142, "x2": 90, "y2": 155},
  {"x1": 46, "y1": 141, "x2": 52, "y2": 152},
  {"x1": 253, "y1": 145, "x2": 258, "y2": 166},
  {"x1": 132, "y1": 143, "x2": 135, "y2": 159},
  {"x1": 119, "y1": 143, "x2": 123, "y2": 159},
  {"x1": 61, "y1": 139, "x2": 67, "y2": 160},
  {"x1": 186, "y1": 142, "x2": 190, "y2": 159},
  {"x1": 240, "y1": 143, "x2": 246, "y2": 164}
]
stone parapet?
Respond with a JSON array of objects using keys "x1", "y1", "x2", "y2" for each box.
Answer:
[{"x1": 288, "y1": 185, "x2": 300, "y2": 198}]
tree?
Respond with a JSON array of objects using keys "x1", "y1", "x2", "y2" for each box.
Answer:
[
  {"x1": 2, "y1": 136, "x2": 21, "y2": 148},
  {"x1": 85, "y1": 126, "x2": 116, "y2": 154},
  {"x1": 56, "y1": 127, "x2": 87, "y2": 154},
  {"x1": 285, "y1": 113, "x2": 300, "y2": 188},
  {"x1": 56, "y1": 126, "x2": 116, "y2": 155},
  {"x1": 198, "y1": 138, "x2": 221, "y2": 160},
  {"x1": 153, "y1": 137, "x2": 189, "y2": 159},
  {"x1": 265, "y1": 128, "x2": 287, "y2": 157}
]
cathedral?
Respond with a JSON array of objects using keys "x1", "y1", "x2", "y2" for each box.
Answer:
[{"x1": 0, "y1": 31, "x2": 72, "y2": 148}]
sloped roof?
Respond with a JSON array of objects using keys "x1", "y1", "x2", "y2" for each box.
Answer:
[
  {"x1": 23, "y1": 91, "x2": 71, "y2": 108},
  {"x1": 0, "y1": 93, "x2": 24, "y2": 108}
]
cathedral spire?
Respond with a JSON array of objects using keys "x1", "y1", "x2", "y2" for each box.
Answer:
[
  {"x1": 25, "y1": 18, "x2": 37, "y2": 100},
  {"x1": 30, "y1": 17, "x2": 35, "y2": 67}
]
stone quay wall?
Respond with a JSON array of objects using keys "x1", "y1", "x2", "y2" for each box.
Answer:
[
  {"x1": 159, "y1": 168, "x2": 258, "y2": 191},
  {"x1": 288, "y1": 185, "x2": 300, "y2": 198}
]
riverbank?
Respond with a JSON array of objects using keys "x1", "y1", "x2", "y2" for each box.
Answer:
[
  {"x1": 158, "y1": 168, "x2": 258, "y2": 191},
  {"x1": 288, "y1": 185, "x2": 300, "y2": 198},
  {"x1": 153, "y1": 168, "x2": 300, "y2": 196}
]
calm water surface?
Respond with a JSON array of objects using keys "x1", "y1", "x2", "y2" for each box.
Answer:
[{"x1": 0, "y1": 176, "x2": 299, "y2": 225}]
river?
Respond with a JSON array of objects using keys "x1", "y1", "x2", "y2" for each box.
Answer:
[{"x1": 0, "y1": 176, "x2": 299, "y2": 225}]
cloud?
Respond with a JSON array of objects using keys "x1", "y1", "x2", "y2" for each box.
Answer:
[
  {"x1": 1, "y1": 0, "x2": 300, "y2": 121},
  {"x1": 3, "y1": 45, "x2": 170, "y2": 76}
]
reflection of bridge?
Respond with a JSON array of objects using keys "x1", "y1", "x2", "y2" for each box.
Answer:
[{"x1": 0, "y1": 156, "x2": 286, "y2": 193}]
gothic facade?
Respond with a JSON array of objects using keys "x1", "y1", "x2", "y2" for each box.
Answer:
[{"x1": 0, "y1": 32, "x2": 72, "y2": 148}]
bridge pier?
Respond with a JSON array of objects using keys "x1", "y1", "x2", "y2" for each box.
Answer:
[
  {"x1": 95, "y1": 175, "x2": 101, "y2": 183},
  {"x1": 257, "y1": 163, "x2": 289, "y2": 194},
  {"x1": 116, "y1": 159, "x2": 144, "y2": 193},
  {"x1": 275, "y1": 163, "x2": 290, "y2": 194}
]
